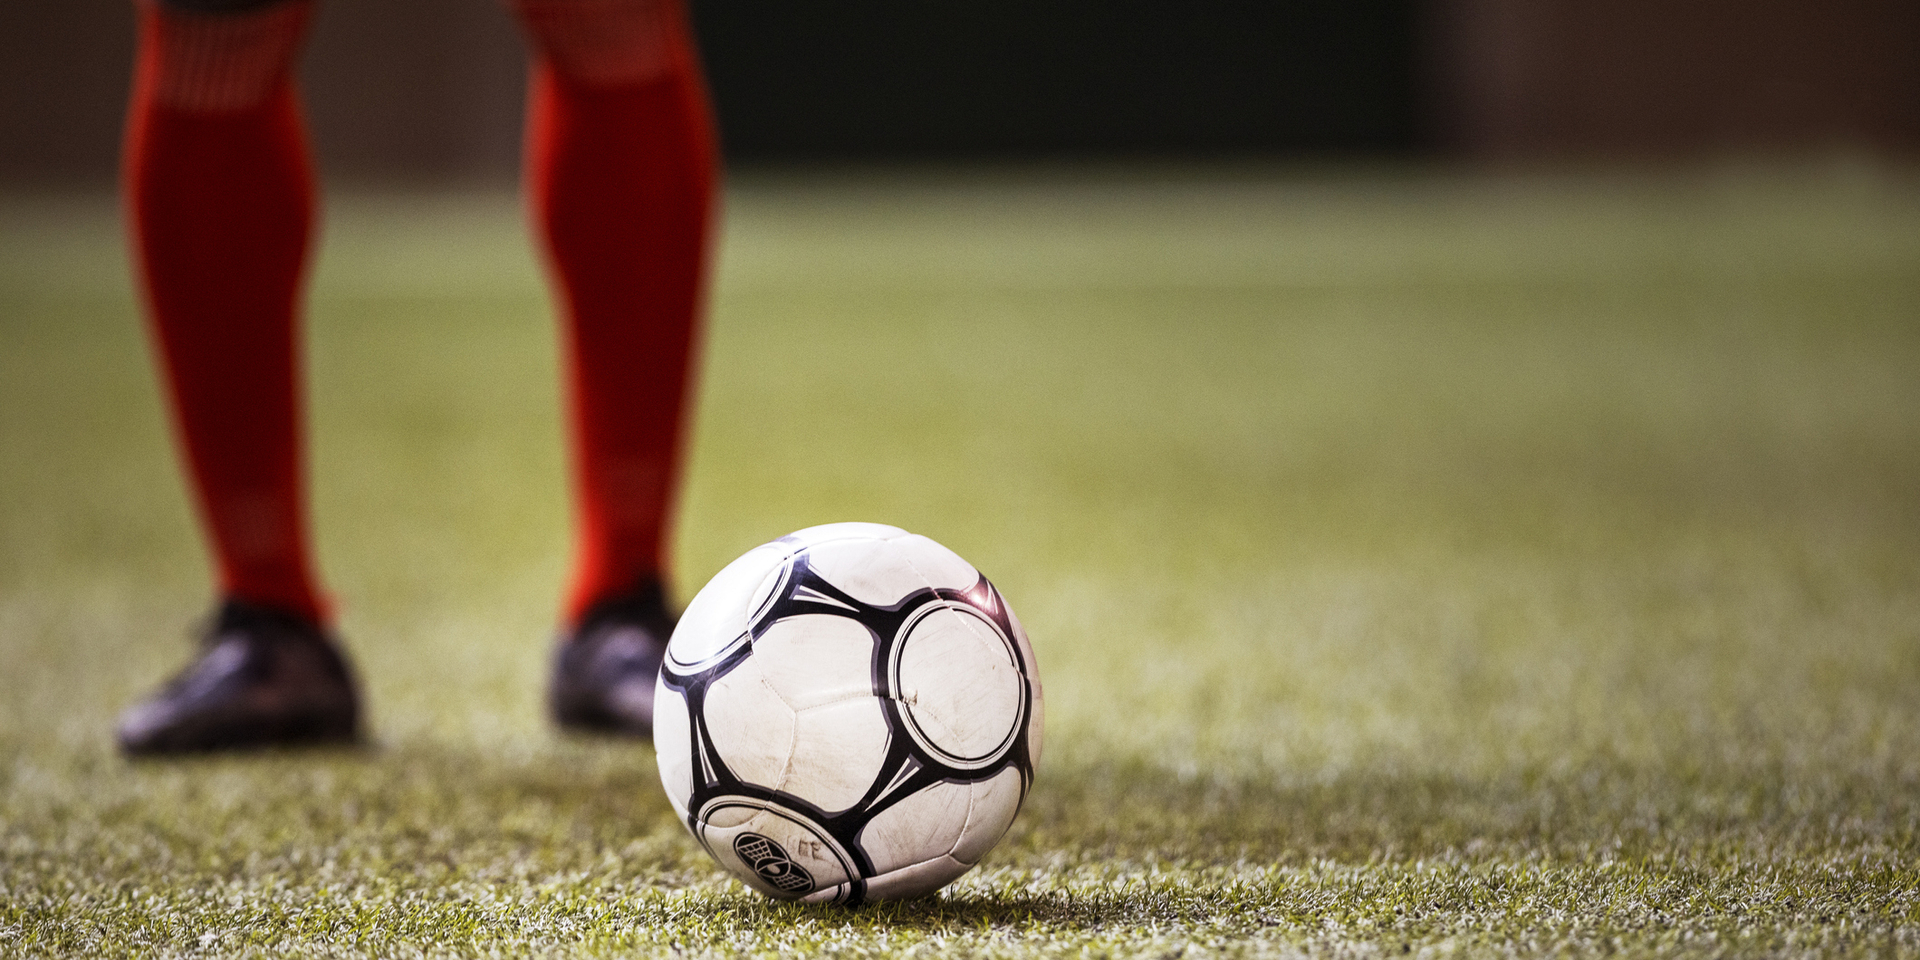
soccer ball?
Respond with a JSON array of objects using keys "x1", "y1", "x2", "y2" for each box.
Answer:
[{"x1": 653, "y1": 522, "x2": 1043, "y2": 903}]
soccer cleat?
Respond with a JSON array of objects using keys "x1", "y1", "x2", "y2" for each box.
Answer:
[
  {"x1": 549, "y1": 578, "x2": 675, "y2": 738},
  {"x1": 116, "y1": 599, "x2": 362, "y2": 755}
]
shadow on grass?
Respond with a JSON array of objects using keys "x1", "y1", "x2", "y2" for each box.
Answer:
[{"x1": 787, "y1": 889, "x2": 1217, "y2": 930}]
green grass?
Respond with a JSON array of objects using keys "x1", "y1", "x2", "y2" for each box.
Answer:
[{"x1": 3, "y1": 162, "x2": 1919, "y2": 957}]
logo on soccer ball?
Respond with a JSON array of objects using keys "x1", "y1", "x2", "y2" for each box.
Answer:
[{"x1": 733, "y1": 833, "x2": 814, "y2": 894}]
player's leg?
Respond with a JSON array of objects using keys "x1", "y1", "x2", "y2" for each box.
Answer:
[
  {"x1": 116, "y1": 0, "x2": 360, "y2": 754},
  {"x1": 509, "y1": 0, "x2": 718, "y2": 736}
]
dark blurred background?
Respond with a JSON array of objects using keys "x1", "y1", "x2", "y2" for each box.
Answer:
[{"x1": 1, "y1": 0, "x2": 1916, "y2": 184}]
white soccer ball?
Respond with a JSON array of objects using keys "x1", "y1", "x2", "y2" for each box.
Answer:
[{"x1": 653, "y1": 522, "x2": 1043, "y2": 903}]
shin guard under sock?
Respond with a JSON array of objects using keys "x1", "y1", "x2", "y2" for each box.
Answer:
[
  {"x1": 125, "y1": 0, "x2": 327, "y2": 622},
  {"x1": 513, "y1": 0, "x2": 718, "y2": 623}
]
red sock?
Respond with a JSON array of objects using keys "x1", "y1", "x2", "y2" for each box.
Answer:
[
  {"x1": 513, "y1": 0, "x2": 718, "y2": 623},
  {"x1": 124, "y1": 0, "x2": 328, "y2": 623}
]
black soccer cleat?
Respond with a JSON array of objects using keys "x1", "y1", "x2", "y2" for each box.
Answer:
[
  {"x1": 116, "y1": 599, "x2": 363, "y2": 756},
  {"x1": 549, "y1": 578, "x2": 676, "y2": 739}
]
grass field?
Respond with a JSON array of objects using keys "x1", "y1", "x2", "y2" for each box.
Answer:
[{"x1": 3, "y1": 162, "x2": 1919, "y2": 957}]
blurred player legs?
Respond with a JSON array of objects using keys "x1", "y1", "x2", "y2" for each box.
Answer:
[{"x1": 116, "y1": 0, "x2": 714, "y2": 753}]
